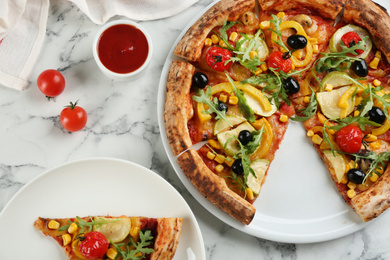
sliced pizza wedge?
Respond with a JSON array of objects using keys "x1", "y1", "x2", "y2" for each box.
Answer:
[{"x1": 34, "y1": 215, "x2": 183, "y2": 260}]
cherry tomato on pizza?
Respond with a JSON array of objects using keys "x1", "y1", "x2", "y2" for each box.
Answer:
[
  {"x1": 205, "y1": 46, "x2": 232, "y2": 72},
  {"x1": 60, "y1": 101, "x2": 87, "y2": 132},
  {"x1": 267, "y1": 51, "x2": 292, "y2": 73},
  {"x1": 78, "y1": 231, "x2": 109, "y2": 260},
  {"x1": 37, "y1": 69, "x2": 66, "y2": 97},
  {"x1": 341, "y1": 32, "x2": 364, "y2": 54},
  {"x1": 336, "y1": 125, "x2": 363, "y2": 154}
]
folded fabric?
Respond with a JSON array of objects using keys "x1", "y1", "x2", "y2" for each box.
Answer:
[{"x1": 0, "y1": 0, "x2": 199, "y2": 91}]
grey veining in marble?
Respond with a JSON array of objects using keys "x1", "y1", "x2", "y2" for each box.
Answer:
[{"x1": 1, "y1": 0, "x2": 390, "y2": 259}]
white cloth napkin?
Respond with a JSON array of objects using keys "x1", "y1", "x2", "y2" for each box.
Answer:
[{"x1": 0, "y1": 0, "x2": 199, "y2": 91}]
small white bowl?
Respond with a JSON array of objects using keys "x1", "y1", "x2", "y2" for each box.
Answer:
[{"x1": 92, "y1": 19, "x2": 153, "y2": 81}]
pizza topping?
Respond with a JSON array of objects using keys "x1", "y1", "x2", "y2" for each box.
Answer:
[
  {"x1": 192, "y1": 71, "x2": 209, "y2": 88},
  {"x1": 341, "y1": 32, "x2": 364, "y2": 54},
  {"x1": 214, "y1": 115, "x2": 246, "y2": 135},
  {"x1": 217, "y1": 101, "x2": 228, "y2": 112},
  {"x1": 316, "y1": 86, "x2": 354, "y2": 120},
  {"x1": 368, "y1": 106, "x2": 386, "y2": 124},
  {"x1": 283, "y1": 77, "x2": 300, "y2": 94},
  {"x1": 267, "y1": 51, "x2": 292, "y2": 73},
  {"x1": 205, "y1": 46, "x2": 232, "y2": 72},
  {"x1": 78, "y1": 231, "x2": 109, "y2": 260},
  {"x1": 93, "y1": 217, "x2": 131, "y2": 243},
  {"x1": 336, "y1": 125, "x2": 363, "y2": 154},
  {"x1": 58, "y1": 216, "x2": 119, "y2": 233},
  {"x1": 347, "y1": 168, "x2": 366, "y2": 184},
  {"x1": 351, "y1": 58, "x2": 369, "y2": 77},
  {"x1": 322, "y1": 150, "x2": 346, "y2": 183},
  {"x1": 291, "y1": 14, "x2": 318, "y2": 36},
  {"x1": 238, "y1": 130, "x2": 253, "y2": 145},
  {"x1": 231, "y1": 158, "x2": 244, "y2": 175},
  {"x1": 246, "y1": 159, "x2": 270, "y2": 195},
  {"x1": 286, "y1": 34, "x2": 308, "y2": 50}
]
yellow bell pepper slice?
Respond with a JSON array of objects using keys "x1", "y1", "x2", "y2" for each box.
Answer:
[
  {"x1": 251, "y1": 118, "x2": 273, "y2": 159},
  {"x1": 372, "y1": 107, "x2": 390, "y2": 136},
  {"x1": 197, "y1": 102, "x2": 212, "y2": 123},
  {"x1": 338, "y1": 86, "x2": 357, "y2": 118},
  {"x1": 271, "y1": 20, "x2": 313, "y2": 68}
]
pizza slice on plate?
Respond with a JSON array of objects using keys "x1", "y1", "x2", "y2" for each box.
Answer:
[
  {"x1": 34, "y1": 215, "x2": 183, "y2": 260},
  {"x1": 164, "y1": 0, "x2": 390, "y2": 225}
]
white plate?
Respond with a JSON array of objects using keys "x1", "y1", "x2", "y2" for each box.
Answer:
[
  {"x1": 0, "y1": 158, "x2": 205, "y2": 259},
  {"x1": 157, "y1": 0, "x2": 390, "y2": 244}
]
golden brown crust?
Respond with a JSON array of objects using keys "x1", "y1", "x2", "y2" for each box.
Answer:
[
  {"x1": 150, "y1": 218, "x2": 183, "y2": 260},
  {"x1": 173, "y1": 0, "x2": 255, "y2": 62},
  {"x1": 351, "y1": 167, "x2": 390, "y2": 222},
  {"x1": 343, "y1": 0, "x2": 390, "y2": 64},
  {"x1": 164, "y1": 61, "x2": 195, "y2": 156},
  {"x1": 177, "y1": 149, "x2": 256, "y2": 225},
  {"x1": 258, "y1": 0, "x2": 345, "y2": 19}
]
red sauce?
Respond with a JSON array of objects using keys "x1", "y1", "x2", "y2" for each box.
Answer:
[{"x1": 97, "y1": 24, "x2": 149, "y2": 74}]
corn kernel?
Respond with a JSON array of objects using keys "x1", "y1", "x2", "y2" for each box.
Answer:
[
  {"x1": 277, "y1": 12, "x2": 285, "y2": 18},
  {"x1": 207, "y1": 151, "x2": 216, "y2": 160},
  {"x1": 219, "y1": 94, "x2": 228, "y2": 103},
  {"x1": 228, "y1": 95, "x2": 238, "y2": 105},
  {"x1": 130, "y1": 226, "x2": 140, "y2": 238},
  {"x1": 324, "y1": 83, "x2": 333, "y2": 92},
  {"x1": 260, "y1": 21, "x2": 270, "y2": 29},
  {"x1": 365, "y1": 134, "x2": 377, "y2": 143},
  {"x1": 369, "y1": 57, "x2": 380, "y2": 69},
  {"x1": 68, "y1": 223, "x2": 78, "y2": 234},
  {"x1": 354, "y1": 110, "x2": 360, "y2": 117},
  {"x1": 229, "y1": 32, "x2": 238, "y2": 42},
  {"x1": 225, "y1": 157, "x2": 234, "y2": 167},
  {"x1": 328, "y1": 129, "x2": 336, "y2": 135},
  {"x1": 279, "y1": 114, "x2": 288, "y2": 123},
  {"x1": 377, "y1": 167, "x2": 384, "y2": 175},
  {"x1": 205, "y1": 38, "x2": 212, "y2": 46},
  {"x1": 254, "y1": 67, "x2": 263, "y2": 75},
  {"x1": 106, "y1": 248, "x2": 118, "y2": 260},
  {"x1": 373, "y1": 79, "x2": 381, "y2": 87},
  {"x1": 246, "y1": 188, "x2": 254, "y2": 200},
  {"x1": 48, "y1": 220, "x2": 60, "y2": 230},
  {"x1": 249, "y1": 51, "x2": 258, "y2": 60},
  {"x1": 354, "y1": 96, "x2": 363, "y2": 106},
  {"x1": 208, "y1": 139, "x2": 223, "y2": 150},
  {"x1": 215, "y1": 164, "x2": 224, "y2": 173},
  {"x1": 370, "y1": 141, "x2": 381, "y2": 150},
  {"x1": 358, "y1": 182, "x2": 370, "y2": 191},
  {"x1": 215, "y1": 154, "x2": 225, "y2": 164},
  {"x1": 309, "y1": 38, "x2": 318, "y2": 44},
  {"x1": 313, "y1": 44, "x2": 319, "y2": 54},
  {"x1": 341, "y1": 174, "x2": 349, "y2": 184},
  {"x1": 211, "y1": 34, "x2": 219, "y2": 44},
  {"x1": 347, "y1": 189, "x2": 356, "y2": 198},
  {"x1": 260, "y1": 63, "x2": 268, "y2": 72},
  {"x1": 311, "y1": 134, "x2": 323, "y2": 145},
  {"x1": 347, "y1": 182, "x2": 356, "y2": 190},
  {"x1": 293, "y1": 49, "x2": 304, "y2": 59},
  {"x1": 348, "y1": 160, "x2": 355, "y2": 169},
  {"x1": 291, "y1": 64, "x2": 296, "y2": 70},
  {"x1": 375, "y1": 51, "x2": 382, "y2": 59},
  {"x1": 303, "y1": 96, "x2": 310, "y2": 103},
  {"x1": 306, "y1": 130, "x2": 314, "y2": 137},
  {"x1": 219, "y1": 39, "x2": 227, "y2": 48},
  {"x1": 369, "y1": 173, "x2": 379, "y2": 182},
  {"x1": 62, "y1": 234, "x2": 71, "y2": 246},
  {"x1": 135, "y1": 252, "x2": 143, "y2": 258}
]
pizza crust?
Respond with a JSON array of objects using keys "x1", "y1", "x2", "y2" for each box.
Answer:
[
  {"x1": 164, "y1": 60, "x2": 195, "y2": 156},
  {"x1": 177, "y1": 149, "x2": 256, "y2": 225},
  {"x1": 150, "y1": 218, "x2": 183, "y2": 260},
  {"x1": 343, "y1": 0, "x2": 390, "y2": 64},
  {"x1": 351, "y1": 167, "x2": 390, "y2": 222},
  {"x1": 173, "y1": 0, "x2": 255, "y2": 62}
]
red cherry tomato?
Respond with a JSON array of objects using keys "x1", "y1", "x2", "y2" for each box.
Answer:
[
  {"x1": 78, "y1": 231, "x2": 109, "y2": 260},
  {"x1": 60, "y1": 101, "x2": 87, "y2": 132},
  {"x1": 341, "y1": 32, "x2": 364, "y2": 55},
  {"x1": 37, "y1": 69, "x2": 65, "y2": 97},
  {"x1": 336, "y1": 125, "x2": 363, "y2": 153},
  {"x1": 205, "y1": 46, "x2": 232, "y2": 72},
  {"x1": 267, "y1": 51, "x2": 292, "y2": 73}
]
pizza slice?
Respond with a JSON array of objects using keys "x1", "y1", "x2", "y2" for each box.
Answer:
[{"x1": 34, "y1": 215, "x2": 183, "y2": 260}]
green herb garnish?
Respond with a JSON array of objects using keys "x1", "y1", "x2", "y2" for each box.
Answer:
[
  {"x1": 110, "y1": 230, "x2": 155, "y2": 260},
  {"x1": 292, "y1": 86, "x2": 318, "y2": 122},
  {"x1": 57, "y1": 216, "x2": 118, "y2": 232}
]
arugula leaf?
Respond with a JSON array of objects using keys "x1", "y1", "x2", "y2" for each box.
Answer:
[
  {"x1": 57, "y1": 216, "x2": 118, "y2": 232},
  {"x1": 246, "y1": 127, "x2": 264, "y2": 155},
  {"x1": 330, "y1": 116, "x2": 381, "y2": 131},
  {"x1": 226, "y1": 73, "x2": 256, "y2": 122},
  {"x1": 192, "y1": 86, "x2": 233, "y2": 127},
  {"x1": 292, "y1": 87, "x2": 318, "y2": 122},
  {"x1": 351, "y1": 150, "x2": 390, "y2": 183},
  {"x1": 110, "y1": 230, "x2": 154, "y2": 260},
  {"x1": 268, "y1": 13, "x2": 290, "y2": 52},
  {"x1": 214, "y1": 21, "x2": 239, "y2": 51}
]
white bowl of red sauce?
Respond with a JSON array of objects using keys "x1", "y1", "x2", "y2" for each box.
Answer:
[{"x1": 93, "y1": 20, "x2": 152, "y2": 81}]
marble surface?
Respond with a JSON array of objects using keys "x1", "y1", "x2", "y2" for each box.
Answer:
[{"x1": 1, "y1": 0, "x2": 390, "y2": 259}]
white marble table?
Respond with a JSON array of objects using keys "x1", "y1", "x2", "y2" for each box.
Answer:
[{"x1": 1, "y1": 0, "x2": 390, "y2": 259}]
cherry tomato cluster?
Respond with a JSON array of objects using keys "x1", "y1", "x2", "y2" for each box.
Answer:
[
  {"x1": 336, "y1": 124, "x2": 363, "y2": 154},
  {"x1": 37, "y1": 69, "x2": 87, "y2": 132}
]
